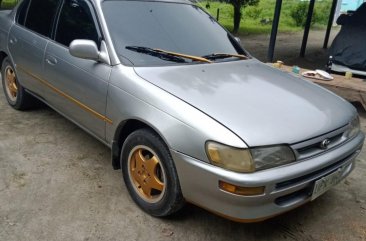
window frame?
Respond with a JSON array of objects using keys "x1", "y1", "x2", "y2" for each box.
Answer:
[
  {"x1": 52, "y1": 0, "x2": 103, "y2": 49},
  {"x1": 20, "y1": 0, "x2": 62, "y2": 38},
  {"x1": 16, "y1": 0, "x2": 31, "y2": 26},
  {"x1": 15, "y1": 0, "x2": 103, "y2": 48}
]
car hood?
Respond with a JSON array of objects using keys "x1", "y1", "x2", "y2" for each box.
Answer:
[{"x1": 134, "y1": 59, "x2": 355, "y2": 147}]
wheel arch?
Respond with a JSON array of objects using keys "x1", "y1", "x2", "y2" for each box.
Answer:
[
  {"x1": 0, "y1": 51, "x2": 8, "y2": 68},
  {"x1": 111, "y1": 119, "x2": 168, "y2": 170}
]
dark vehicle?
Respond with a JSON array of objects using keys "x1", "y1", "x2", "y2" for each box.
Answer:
[{"x1": 328, "y1": 3, "x2": 366, "y2": 76}]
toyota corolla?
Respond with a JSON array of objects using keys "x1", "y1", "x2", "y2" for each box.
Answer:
[{"x1": 0, "y1": 0, "x2": 364, "y2": 222}]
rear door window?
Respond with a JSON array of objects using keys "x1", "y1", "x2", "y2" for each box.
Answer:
[{"x1": 24, "y1": 0, "x2": 60, "y2": 37}]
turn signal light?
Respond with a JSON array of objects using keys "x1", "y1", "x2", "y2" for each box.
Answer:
[{"x1": 219, "y1": 181, "x2": 265, "y2": 196}]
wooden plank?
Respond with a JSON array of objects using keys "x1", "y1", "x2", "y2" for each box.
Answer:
[{"x1": 276, "y1": 64, "x2": 366, "y2": 110}]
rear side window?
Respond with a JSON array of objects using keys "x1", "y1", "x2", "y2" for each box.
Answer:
[
  {"x1": 25, "y1": 0, "x2": 60, "y2": 37},
  {"x1": 55, "y1": 0, "x2": 99, "y2": 47}
]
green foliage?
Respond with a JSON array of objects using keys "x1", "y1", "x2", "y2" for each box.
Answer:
[
  {"x1": 228, "y1": 0, "x2": 260, "y2": 33},
  {"x1": 0, "y1": 0, "x2": 19, "y2": 9},
  {"x1": 290, "y1": 1, "x2": 332, "y2": 27},
  {"x1": 204, "y1": 0, "x2": 333, "y2": 35},
  {"x1": 290, "y1": 2, "x2": 317, "y2": 27},
  {"x1": 316, "y1": 0, "x2": 333, "y2": 25},
  {"x1": 226, "y1": 0, "x2": 260, "y2": 8},
  {"x1": 246, "y1": 6, "x2": 263, "y2": 20}
]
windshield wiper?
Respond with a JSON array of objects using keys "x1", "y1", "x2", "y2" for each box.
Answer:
[
  {"x1": 126, "y1": 46, "x2": 186, "y2": 63},
  {"x1": 126, "y1": 46, "x2": 212, "y2": 63},
  {"x1": 202, "y1": 53, "x2": 249, "y2": 61}
]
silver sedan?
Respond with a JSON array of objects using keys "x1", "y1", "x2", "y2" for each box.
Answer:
[{"x1": 0, "y1": 0, "x2": 364, "y2": 222}]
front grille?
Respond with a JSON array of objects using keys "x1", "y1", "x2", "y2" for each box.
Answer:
[
  {"x1": 291, "y1": 125, "x2": 348, "y2": 161},
  {"x1": 297, "y1": 133, "x2": 343, "y2": 156},
  {"x1": 271, "y1": 127, "x2": 361, "y2": 207}
]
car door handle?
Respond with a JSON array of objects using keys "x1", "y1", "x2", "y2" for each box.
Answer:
[
  {"x1": 9, "y1": 37, "x2": 17, "y2": 45},
  {"x1": 45, "y1": 56, "x2": 58, "y2": 66}
]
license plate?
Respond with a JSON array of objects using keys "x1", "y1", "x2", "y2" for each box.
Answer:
[{"x1": 311, "y1": 168, "x2": 343, "y2": 201}]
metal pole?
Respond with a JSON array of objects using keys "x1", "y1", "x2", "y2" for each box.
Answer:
[
  {"x1": 217, "y1": 8, "x2": 220, "y2": 21},
  {"x1": 300, "y1": 0, "x2": 316, "y2": 57},
  {"x1": 267, "y1": 0, "x2": 282, "y2": 62},
  {"x1": 323, "y1": 0, "x2": 338, "y2": 49}
]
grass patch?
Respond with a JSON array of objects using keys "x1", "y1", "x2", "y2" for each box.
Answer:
[
  {"x1": 0, "y1": 0, "x2": 19, "y2": 9},
  {"x1": 199, "y1": 0, "x2": 332, "y2": 35}
]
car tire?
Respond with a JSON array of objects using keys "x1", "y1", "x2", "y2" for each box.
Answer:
[
  {"x1": 1, "y1": 57, "x2": 37, "y2": 110},
  {"x1": 121, "y1": 128, "x2": 185, "y2": 217}
]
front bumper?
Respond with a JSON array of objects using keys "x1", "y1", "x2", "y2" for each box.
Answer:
[{"x1": 172, "y1": 132, "x2": 364, "y2": 222}]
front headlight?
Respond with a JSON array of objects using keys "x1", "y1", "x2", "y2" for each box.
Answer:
[
  {"x1": 206, "y1": 142, "x2": 254, "y2": 173},
  {"x1": 343, "y1": 116, "x2": 360, "y2": 139},
  {"x1": 250, "y1": 146, "x2": 296, "y2": 171},
  {"x1": 206, "y1": 142, "x2": 296, "y2": 173}
]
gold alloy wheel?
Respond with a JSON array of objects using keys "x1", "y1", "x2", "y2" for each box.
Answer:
[
  {"x1": 128, "y1": 145, "x2": 166, "y2": 203},
  {"x1": 4, "y1": 66, "x2": 18, "y2": 102}
]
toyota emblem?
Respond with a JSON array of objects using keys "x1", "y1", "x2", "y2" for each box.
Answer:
[{"x1": 320, "y1": 139, "x2": 331, "y2": 149}]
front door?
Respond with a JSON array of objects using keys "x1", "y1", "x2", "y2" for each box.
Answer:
[{"x1": 42, "y1": 0, "x2": 111, "y2": 140}]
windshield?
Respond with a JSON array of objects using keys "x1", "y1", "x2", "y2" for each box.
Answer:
[{"x1": 102, "y1": 0, "x2": 246, "y2": 66}]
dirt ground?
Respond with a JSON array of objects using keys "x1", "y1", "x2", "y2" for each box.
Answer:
[
  {"x1": 1, "y1": 30, "x2": 366, "y2": 241},
  {"x1": 242, "y1": 28, "x2": 340, "y2": 70}
]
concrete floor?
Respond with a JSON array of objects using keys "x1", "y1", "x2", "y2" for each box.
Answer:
[{"x1": 1, "y1": 37, "x2": 366, "y2": 240}]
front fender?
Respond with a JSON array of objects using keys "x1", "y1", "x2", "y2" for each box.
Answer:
[{"x1": 106, "y1": 65, "x2": 247, "y2": 163}]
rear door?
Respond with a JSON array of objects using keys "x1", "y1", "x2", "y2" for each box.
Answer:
[
  {"x1": 42, "y1": 0, "x2": 111, "y2": 140},
  {"x1": 8, "y1": 0, "x2": 60, "y2": 96}
]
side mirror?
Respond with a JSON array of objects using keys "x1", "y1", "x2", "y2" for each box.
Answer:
[
  {"x1": 69, "y1": 39, "x2": 111, "y2": 64},
  {"x1": 69, "y1": 40, "x2": 100, "y2": 61}
]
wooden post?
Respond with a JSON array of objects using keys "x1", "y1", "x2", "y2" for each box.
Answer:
[
  {"x1": 300, "y1": 0, "x2": 316, "y2": 57},
  {"x1": 323, "y1": 0, "x2": 338, "y2": 49},
  {"x1": 267, "y1": 0, "x2": 282, "y2": 62}
]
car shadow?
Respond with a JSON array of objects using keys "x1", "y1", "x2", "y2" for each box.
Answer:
[{"x1": 162, "y1": 193, "x2": 339, "y2": 240}]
